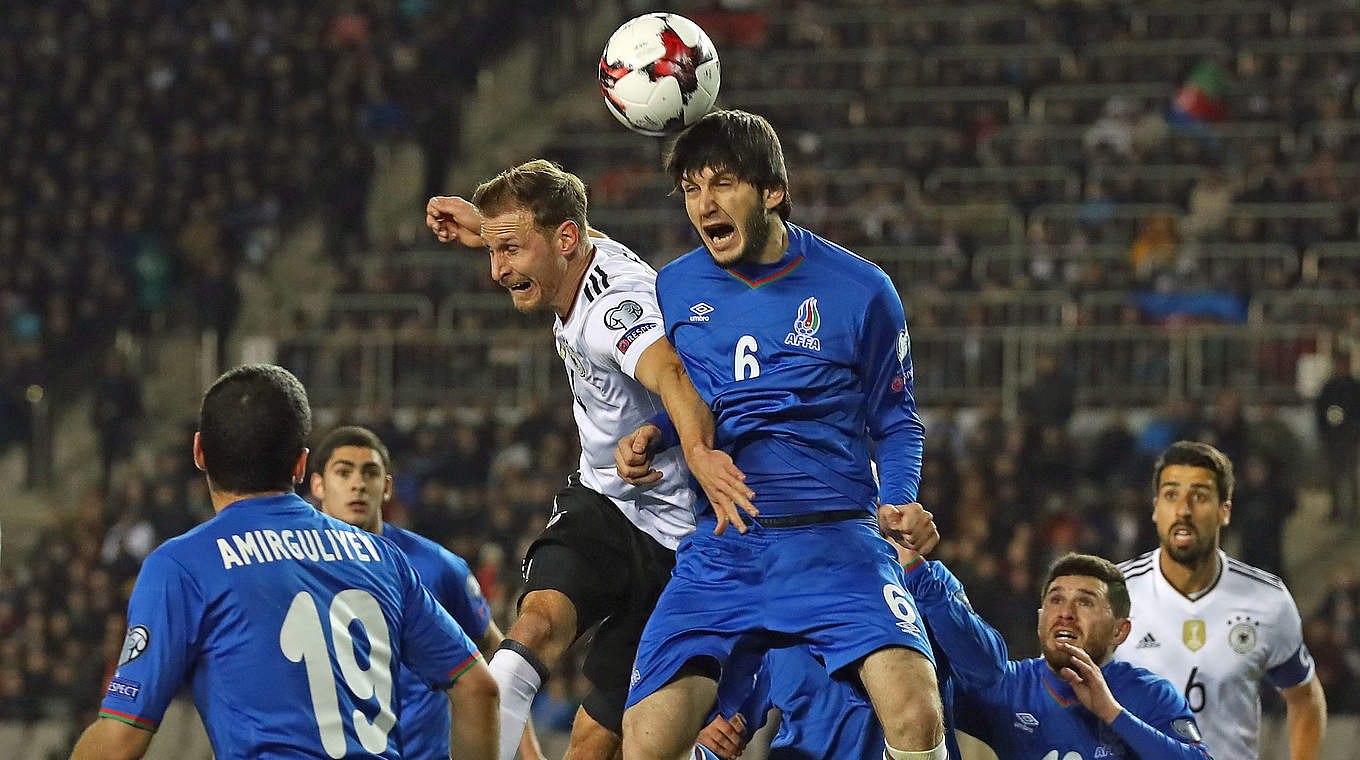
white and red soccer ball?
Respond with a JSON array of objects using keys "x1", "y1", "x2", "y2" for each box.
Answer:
[{"x1": 599, "y1": 13, "x2": 721, "y2": 136}]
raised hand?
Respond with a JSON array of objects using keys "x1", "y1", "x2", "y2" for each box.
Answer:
[
  {"x1": 1057, "y1": 642, "x2": 1124, "y2": 724},
  {"x1": 426, "y1": 196, "x2": 486, "y2": 247}
]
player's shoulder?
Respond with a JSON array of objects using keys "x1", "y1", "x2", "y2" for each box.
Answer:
[
  {"x1": 1222, "y1": 555, "x2": 1288, "y2": 593},
  {"x1": 1117, "y1": 549, "x2": 1159, "y2": 585},
  {"x1": 1107, "y1": 659, "x2": 1186, "y2": 709},
  {"x1": 383, "y1": 524, "x2": 468, "y2": 572},
  {"x1": 1219, "y1": 555, "x2": 1301, "y2": 620},
  {"x1": 790, "y1": 223, "x2": 893, "y2": 288},
  {"x1": 657, "y1": 245, "x2": 714, "y2": 284},
  {"x1": 591, "y1": 237, "x2": 658, "y2": 283}
]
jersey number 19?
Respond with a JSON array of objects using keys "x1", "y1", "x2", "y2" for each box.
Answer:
[{"x1": 280, "y1": 589, "x2": 396, "y2": 758}]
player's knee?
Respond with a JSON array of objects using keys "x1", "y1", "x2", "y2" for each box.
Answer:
[
  {"x1": 510, "y1": 590, "x2": 578, "y2": 656},
  {"x1": 879, "y1": 685, "x2": 943, "y2": 749}
]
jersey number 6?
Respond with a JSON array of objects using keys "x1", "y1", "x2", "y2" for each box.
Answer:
[
  {"x1": 735, "y1": 335, "x2": 761, "y2": 380},
  {"x1": 280, "y1": 589, "x2": 396, "y2": 758}
]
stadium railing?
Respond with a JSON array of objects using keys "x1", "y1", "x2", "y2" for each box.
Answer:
[
  {"x1": 1028, "y1": 82, "x2": 1176, "y2": 124},
  {"x1": 759, "y1": 3, "x2": 1044, "y2": 47},
  {"x1": 1299, "y1": 120, "x2": 1360, "y2": 162},
  {"x1": 1129, "y1": 1, "x2": 1289, "y2": 40},
  {"x1": 1029, "y1": 202, "x2": 1183, "y2": 243},
  {"x1": 921, "y1": 43, "x2": 1074, "y2": 86},
  {"x1": 1248, "y1": 289, "x2": 1360, "y2": 325},
  {"x1": 923, "y1": 165, "x2": 1083, "y2": 205},
  {"x1": 273, "y1": 323, "x2": 1330, "y2": 413},
  {"x1": 1290, "y1": 1, "x2": 1360, "y2": 37},
  {"x1": 1302, "y1": 242, "x2": 1360, "y2": 287},
  {"x1": 1081, "y1": 39, "x2": 1231, "y2": 84}
]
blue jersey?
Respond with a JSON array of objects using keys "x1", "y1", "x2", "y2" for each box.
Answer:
[
  {"x1": 99, "y1": 494, "x2": 482, "y2": 760},
  {"x1": 725, "y1": 602, "x2": 1005, "y2": 760},
  {"x1": 904, "y1": 561, "x2": 1213, "y2": 760},
  {"x1": 656, "y1": 222, "x2": 923, "y2": 517},
  {"x1": 383, "y1": 523, "x2": 491, "y2": 760}
]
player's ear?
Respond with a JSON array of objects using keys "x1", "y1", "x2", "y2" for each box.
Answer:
[
  {"x1": 1111, "y1": 617, "x2": 1133, "y2": 648},
  {"x1": 292, "y1": 447, "x2": 309, "y2": 485},
  {"x1": 309, "y1": 471, "x2": 325, "y2": 500},
  {"x1": 556, "y1": 219, "x2": 581, "y2": 257},
  {"x1": 192, "y1": 432, "x2": 206, "y2": 472},
  {"x1": 763, "y1": 185, "x2": 786, "y2": 212},
  {"x1": 1220, "y1": 499, "x2": 1231, "y2": 526},
  {"x1": 382, "y1": 474, "x2": 394, "y2": 503}
]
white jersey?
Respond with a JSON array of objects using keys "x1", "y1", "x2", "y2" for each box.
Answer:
[
  {"x1": 552, "y1": 237, "x2": 696, "y2": 550},
  {"x1": 1116, "y1": 548, "x2": 1316, "y2": 760}
]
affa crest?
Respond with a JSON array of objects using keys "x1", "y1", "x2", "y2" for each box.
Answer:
[{"x1": 784, "y1": 296, "x2": 822, "y2": 351}]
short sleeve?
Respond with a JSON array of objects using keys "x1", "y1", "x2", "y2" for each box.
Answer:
[
  {"x1": 580, "y1": 290, "x2": 667, "y2": 379},
  {"x1": 1265, "y1": 590, "x2": 1314, "y2": 688},
  {"x1": 99, "y1": 550, "x2": 203, "y2": 731},
  {"x1": 1262, "y1": 590, "x2": 1313, "y2": 686},
  {"x1": 395, "y1": 553, "x2": 483, "y2": 690}
]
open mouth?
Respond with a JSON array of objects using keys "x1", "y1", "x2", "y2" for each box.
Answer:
[
  {"x1": 703, "y1": 222, "x2": 736, "y2": 247},
  {"x1": 507, "y1": 281, "x2": 532, "y2": 292},
  {"x1": 1053, "y1": 629, "x2": 1078, "y2": 643},
  {"x1": 1171, "y1": 525, "x2": 1195, "y2": 547}
]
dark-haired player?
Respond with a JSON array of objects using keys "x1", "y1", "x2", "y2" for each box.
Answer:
[
  {"x1": 310, "y1": 425, "x2": 542, "y2": 760},
  {"x1": 69, "y1": 365, "x2": 498, "y2": 760}
]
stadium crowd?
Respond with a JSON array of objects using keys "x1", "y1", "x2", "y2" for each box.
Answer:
[
  {"x1": 0, "y1": 0, "x2": 563, "y2": 464},
  {"x1": 4, "y1": 0, "x2": 1360, "y2": 750}
]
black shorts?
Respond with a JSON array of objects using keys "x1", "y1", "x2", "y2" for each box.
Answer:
[{"x1": 519, "y1": 473, "x2": 677, "y2": 734}]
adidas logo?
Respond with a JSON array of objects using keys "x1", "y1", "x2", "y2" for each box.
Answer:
[{"x1": 1136, "y1": 632, "x2": 1160, "y2": 649}]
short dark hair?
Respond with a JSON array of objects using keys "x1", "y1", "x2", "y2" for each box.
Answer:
[
  {"x1": 472, "y1": 159, "x2": 589, "y2": 248},
  {"x1": 665, "y1": 109, "x2": 792, "y2": 221},
  {"x1": 1042, "y1": 553, "x2": 1130, "y2": 619},
  {"x1": 1153, "y1": 440, "x2": 1234, "y2": 502},
  {"x1": 198, "y1": 364, "x2": 311, "y2": 493},
  {"x1": 312, "y1": 426, "x2": 391, "y2": 477}
]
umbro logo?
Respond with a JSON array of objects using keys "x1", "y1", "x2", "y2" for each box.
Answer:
[
  {"x1": 1136, "y1": 632, "x2": 1161, "y2": 649},
  {"x1": 689, "y1": 302, "x2": 713, "y2": 322},
  {"x1": 1013, "y1": 713, "x2": 1038, "y2": 733}
]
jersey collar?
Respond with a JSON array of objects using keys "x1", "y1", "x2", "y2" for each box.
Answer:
[
  {"x1": 1155, "y1": 547, "x2": 1226, "y2": 604},
  {"x1": 219, "y1": 492, "x2": 311, "y2": 513},
  {"x1": 723, "y1": 222, "x2": 805, "y2": 288}
]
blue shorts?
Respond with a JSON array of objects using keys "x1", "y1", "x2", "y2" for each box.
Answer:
[{"x1": 625, "y1": 515, "x2": 935, "y2": 711}]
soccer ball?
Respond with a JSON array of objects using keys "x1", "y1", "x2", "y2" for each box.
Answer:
[{"x1": 599, "y1": 13, "x2": 721, "y2": 136}]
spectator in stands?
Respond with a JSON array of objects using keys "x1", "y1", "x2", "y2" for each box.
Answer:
[
  {"x1": 1129, "y1": 213, "x2": 1181, "y2": 285},
  {"x1": 91, "y1": 352, "x2": 143, "y2": 487},
  {"x1": 1317, "y1": 352, "x2": 1360, "y2": 524}
]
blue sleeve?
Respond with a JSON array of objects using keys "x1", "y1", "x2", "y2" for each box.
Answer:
[
  {"x1": 435, "y1": 551, "x2": 491, "y2": 641},
  {"x1": 902, "y1": 560, "x2": 1008, "y2": 689},
  {"x1": 1109, "y1": 706, "x2": 1213, "y2": 760},
  {"x1": 99, "y1": 550, "x2": 203, "y2": 731},
  {"x1": 860, "y1": 277, "x2": 924, "y2": 504},
  {"x1": 1265, "y1": 642, "x2": 1315, "y2": 689},
  {"x1": 392, "y1": 545, "x2": 483, "y2": 690}
]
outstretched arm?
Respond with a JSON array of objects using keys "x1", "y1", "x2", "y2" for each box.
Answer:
[{"x1": 883, "y1": 504, "x2": 1008, "y2": 690}]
